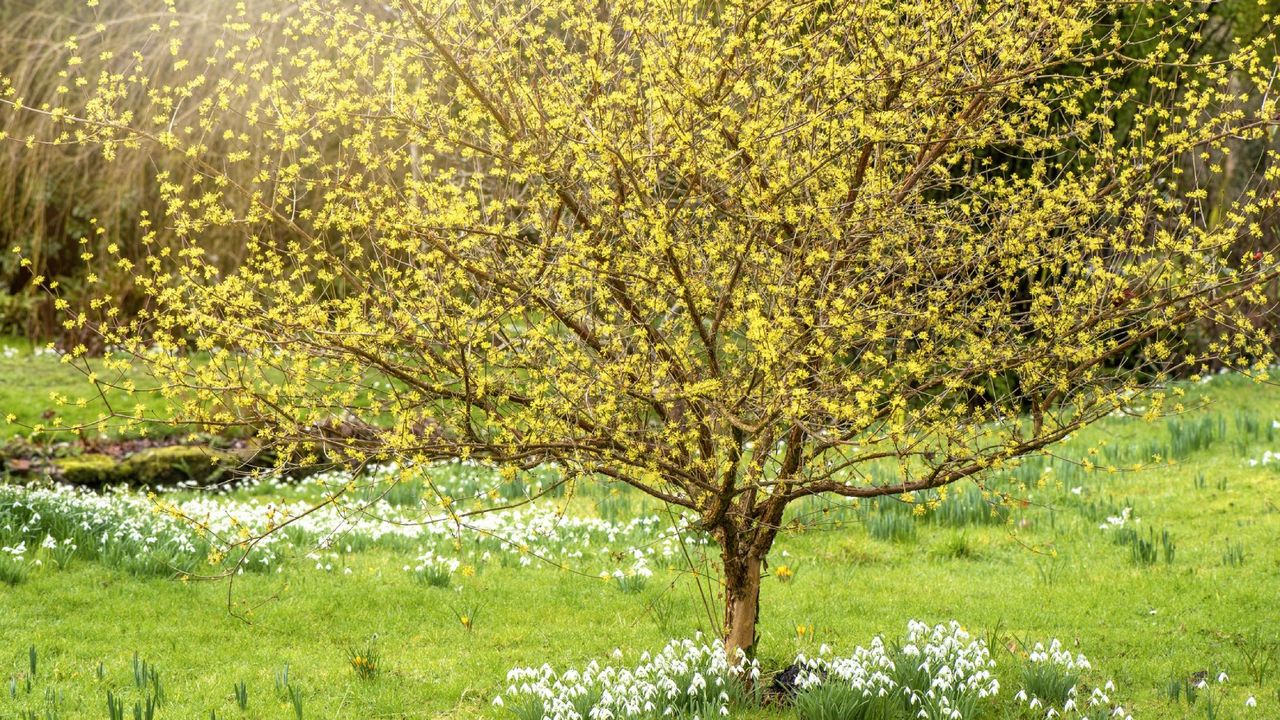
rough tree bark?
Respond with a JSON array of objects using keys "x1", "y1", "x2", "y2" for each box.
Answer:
[
  {"x1": 717, "y1": 511, "x2": 774, "y2": 661},
  {"x1": 723, "y1": 550, "x2": 763, "y2": 660}
]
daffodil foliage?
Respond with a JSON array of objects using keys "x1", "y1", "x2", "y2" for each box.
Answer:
[{"x1": 12, "y1": 0, "x2": 1280, "y2": 650}]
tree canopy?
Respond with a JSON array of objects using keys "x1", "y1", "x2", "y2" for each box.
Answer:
[{"x1": 7, "y1": 0, "x2": 1280, "y2": 654}]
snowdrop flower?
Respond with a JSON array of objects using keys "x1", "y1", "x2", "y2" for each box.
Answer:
[{"x1": 1246, "y1": 695, "x2": 1257, "y2": 708}]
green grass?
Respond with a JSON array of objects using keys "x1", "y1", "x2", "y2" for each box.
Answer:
[
  {"x1": 0, "y1": 336, "x2": 184, "y2": 442},
  {"x1": 2, "y1": 371, "x2": 1279, "y2": 718},
  {"x1": 0, "y1": 333, "x2": 420, "y2": 443}
]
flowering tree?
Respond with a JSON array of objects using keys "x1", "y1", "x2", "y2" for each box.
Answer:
[{"x1": 8, "y1": 0, "x2": 1280, "y2": 656}]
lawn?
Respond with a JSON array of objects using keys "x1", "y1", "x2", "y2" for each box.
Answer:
[
  {"x1": 1, "y1": 369, "x2": 1278, "y2": 719},
  {"x1": 0, "y1": 338, "x2": 185, "y2": 443}
]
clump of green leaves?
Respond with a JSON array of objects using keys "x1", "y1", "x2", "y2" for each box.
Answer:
[
  {"x1": 862, "y1": 501, "x2": 917, "y2": 542},
  {"x1": 106, "y1": 690, "x2": 126, "y2": 720},
  {"x1": 0, "y1": 552, "x2": 29, "y2": 586},
  {"x1": 792, "y1": 681, "x2": 879, "y2": 720},
  {"x1": 1019, "y1": 645, "x2": 1082, "y2": 708},
  {"x1": 272, "y1": 662, "x2": 303, "y2": 719},
  {"x1": 133, "y1": 694, "x2": 157, "y2": 720},
  {"x1": 347, "y1": 636, "x2": 380, "y2": 680},
  {"x1": 1235, "y1": 629, "x2": 1277, "y2": 686},
  {"x1": 1223, "y1": 541, "x2": 1247, "y2": 567},
  {"x1": 449, "y1": 598, "x2": 484, "y2": 633},
  {"x1": 131, "y1": 653, "x2": 162, "y2": 705},
  {"x1": 273, "y1": 664, "x2": 289, "y2": 695}
]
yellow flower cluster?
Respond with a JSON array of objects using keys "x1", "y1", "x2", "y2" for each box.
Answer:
[{"x1": 6, "y1": 0, "x2": 1279, "y2": 651}]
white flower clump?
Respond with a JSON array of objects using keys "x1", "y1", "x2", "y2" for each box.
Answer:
[
  {"x1": 235, "y1": 460, "x2": 565, "y2": 510},
  {"x1": 1028, "y1": 639, "x2": 1091, "y2": 672},
  {"x1": 0, "y1": 342, "x2": 64, "y2": 359},
  {"x1": 192, "y1": 462, "x2": 702, "y2": 573},
  {"x1": 0, "y1": 484, "x2": 209, "y2": 568},
  {"x1": 606, "y1": 549, "x2": 654, "y2": 579},
  {"x1": 1098, "y1": 507, "x2": 1133, "y2": 531},
  {"x1": 796, "y1": 620, "x2": 999, "y2": 719},
  {"x1": 0, "y1": 465, "x2": 697, "y2": 576},
  {"x1": 407, "y1": 550, "x2": 460, "y2": 573},
  {"x1": 404, "y1": 550, "x2": 460, "y2": 582},
  {"x1": 498, "y1": 635, "x2": 758, "y2": 720},
  {"x1": 1015, "y1": 640, "x2": 1130, "y2": 720},
  {"x1": 1248, "y1": 450, "x2": 1280, "y2": 467}
]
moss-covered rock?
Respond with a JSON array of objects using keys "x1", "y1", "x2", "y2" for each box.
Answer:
[
  {"x1": 52, "y1": 453, "x2": 123, "y2": 485},
  {"x1": 120, "y1": 445, "x2": 239, "y2": 486}
]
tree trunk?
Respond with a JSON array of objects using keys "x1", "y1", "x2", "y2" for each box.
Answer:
[{"x1": 723, "y1": 552, "x2": 762, "y2": 660}]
